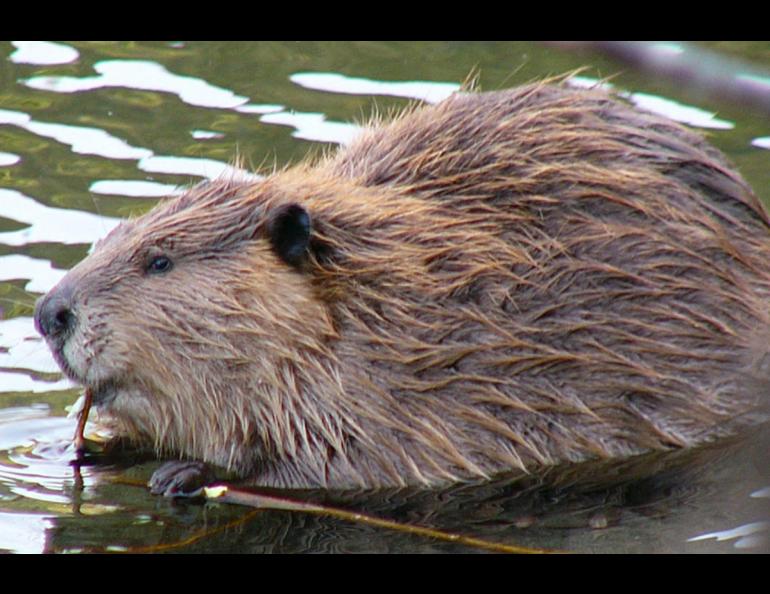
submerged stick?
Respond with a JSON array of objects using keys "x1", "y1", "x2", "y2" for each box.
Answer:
[{"x1": 205, "y1": 484, "x2": 558, "y2": 554}]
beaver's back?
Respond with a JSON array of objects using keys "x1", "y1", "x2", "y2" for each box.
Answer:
[
  {"x1": 291, "y1": 83, "x2": 770, "y2": 485},
  {"x1": 334, "y1": 84, "x2": 767, "y2": 225}
]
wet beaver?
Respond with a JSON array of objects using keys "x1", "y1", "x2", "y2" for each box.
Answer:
[{"x1": 35, "y1": 80, "x2": 770, "y2": 493}]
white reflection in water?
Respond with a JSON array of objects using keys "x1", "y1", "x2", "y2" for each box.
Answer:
[
  {"x1": 22, "y1": 59, "x2": 276, "y2": 111},
  {"x1": 0, "y1": 405, "x2": 71, "y2": 449},
  {"x1": 260, "y1": 111, "x2": 361, "y2": 145},
  {"x1": 19, "y1": 61, "x2": 452, "y2": 150},
  {"x1": 0, "y1": 407, "x2": 101, "y2": 510},
  {"x1": 563, "y1": 76, "x2": 615, "y2": 93},
  {"x1": 0, "y1": 108, "x2": 257, "y2": 197},
  {"x1": 0, "y1": 411, "x2": 90, "y2": 516},
  {"x1": 191, "y1": 129, "x2": 225, "y2": 140},
  {"x1": 648, "y1": 42, "x2": 686, "y2": 56},
  {"x1": 10, "y1": 41, "x2": 79, "y2": 66},
  {"x1": 290, "y1": 72, "x2": 460, "y2": 104},
  {"x1": 0, "y1": 108, "x2": 152, "y2": 160},
  {"x1": 0, "y1": 254, "x2": 67, "y2": 293},
  {"x1": 0, "y1": 281, "x2": 66, "y2": 392},
  {"x1": 9, "y1": 61, "x2": 443, "y2": 180},
  {"x1": 688, "y1": 521, "x2": 770, "y2": 550},
  {"x1": 629, "y1": 92, "x2": 734, "y2": 130},
  {"x1": 0, "y1": 188, "x2": 121, "y2": 246},
  {"x1": 138, "y1": 155, "x2": 261, "y2": 181},
  {"x1": 0, "y1": 512, "x2": 52, "y2": 553},
  {"x1": 0, "y1": 317, "x2": 70, "y2": 389},
  {"x1": 6, "y1": 448, "x2": 83, "y2": 503},
  {"x1": 235, "y1": 103, "x2": 285, "y2": 114},
  {"x1": 0, "y1": 103, "x2": 268, "y2": 198},
  {"x1": 0, "y1": 151, "x2": 20, "y2": 166},
  {"x1": 90, "y1": 179, "x2": 182, "y2": 198}
]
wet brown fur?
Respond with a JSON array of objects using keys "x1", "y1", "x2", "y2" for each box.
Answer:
[{"x1": 42, "y1": 81, "x2": 770, "y2": 488}]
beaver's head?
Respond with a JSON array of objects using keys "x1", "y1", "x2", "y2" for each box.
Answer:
[{"x1": 34, "y1": 177, "x2": 336, "y2": 472}]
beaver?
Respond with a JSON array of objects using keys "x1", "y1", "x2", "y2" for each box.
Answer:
[{"x1": 34, "y1": 80, "x2": 770, "y2": 494}]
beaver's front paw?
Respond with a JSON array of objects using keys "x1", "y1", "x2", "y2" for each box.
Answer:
[{"x1": 149, "y1": 460, "x2": 214, "y2": 498}]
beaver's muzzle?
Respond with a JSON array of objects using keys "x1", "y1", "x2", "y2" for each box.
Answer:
[{"x1": 34, "y1": 281, "x2": 76, "y2": 340}]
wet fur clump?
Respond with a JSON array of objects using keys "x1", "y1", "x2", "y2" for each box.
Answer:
[{"x1": 38, "y1": 80, "x2": 770, "y2": 489}]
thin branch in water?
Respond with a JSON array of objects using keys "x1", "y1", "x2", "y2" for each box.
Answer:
[
  {"x1": 73, "y1": 387, "x2": 93, "y2": 455},
  {"x1": 205, "y1": 484, "x2": 561, "y2": 554}
]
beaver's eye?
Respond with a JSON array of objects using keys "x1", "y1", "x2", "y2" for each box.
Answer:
[{"x1": 146, "y1": 255, "x2": 173, "y2": 275}]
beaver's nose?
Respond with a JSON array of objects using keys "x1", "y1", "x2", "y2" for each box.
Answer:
[{"x1": 34, "y1": 283, "x2": 76, "y2": 339}]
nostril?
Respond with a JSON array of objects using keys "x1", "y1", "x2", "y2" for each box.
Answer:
[
  {"x1": 52, "y1": 307, "x2": 74, "y2": 335},
  {"x1": 35, "y1": 293, "x2": 76, "y2": 339}
]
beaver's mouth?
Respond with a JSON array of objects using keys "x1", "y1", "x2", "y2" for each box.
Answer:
[{"x1": 43, "y1": 336, "x2": 124, "y2": 407}]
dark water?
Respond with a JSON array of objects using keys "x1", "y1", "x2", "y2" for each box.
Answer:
[{"x1": 0, "y1": 40, "x2": 769, "y2": 553}]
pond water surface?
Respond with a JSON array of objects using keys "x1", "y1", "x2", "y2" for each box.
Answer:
[{"x1": 0, "y1": 41, "x2": 769, "y2": 553}]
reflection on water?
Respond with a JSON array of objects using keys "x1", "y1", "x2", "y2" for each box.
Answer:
[
  {"x1": 23, "y1": 60, "x2": 256, "y2": 110},
  {"x1": 0, "y1": 152, "x2": 20, "y2": 166},
  {"x1": 688, "y1": 521, "x2": 770, "y2": 550},
  {"x1": 0, "y1": 107, "x2": 153, "y2": 160},
  {"x1": 0, "y1": 512, "x2": 53, "y2": 554},
  {"x1": 10, "y1": 41, "x2": 79, "y2": 66},
  {"x1": 89, "y1": 179, "x2": 181, "y2": 198},
  {"x1": 0, "y1": 318, "x2": 71, "y2": 393},
  {"x1": 290, "y1": 71, "x2": 460, "y2": 103},
  {"x1": 0, "y1": 403, "x2": 107, "y2": 553},
  {"x1": 259, "y1": 110, "x2": 361, "y2": 144},
  {"x1": 0, "y1": 40, "x2": 769, "y2": 553},
  {"x1": 0, "y1": 406, "x2": 80, "y2": 491},
  {"x1": 0, "y1": 188, "x2": 120, "y2": 247},
  {"x1": 191, "y1": 129, "x2": 224, "y2": 140}
]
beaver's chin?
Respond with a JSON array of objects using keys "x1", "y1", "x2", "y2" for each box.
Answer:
[
  {"x1": 49, "y1": 347, "x2": 131, "y2": 409},
  {"x1": 55, "y1": 360, "x2": 123, "y2": 408},
  {"x1": 87, "y1": 379, "x2": 123, "y2": 407}
]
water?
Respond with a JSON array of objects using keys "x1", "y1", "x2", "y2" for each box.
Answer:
[{"x1": 0, "y1": 40, "x2": 769, "y2": 553}]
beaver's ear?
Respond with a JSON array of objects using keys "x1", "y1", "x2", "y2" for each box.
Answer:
[{"x1": 267, "y1": 203, "x2": 311, "y2": 267}]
